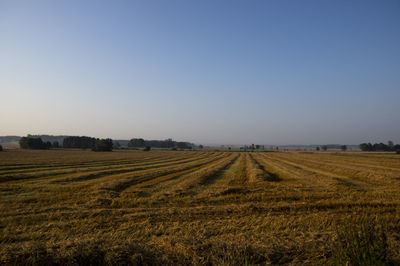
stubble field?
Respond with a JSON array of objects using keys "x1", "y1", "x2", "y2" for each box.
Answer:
[{"x1": 1, "y1": 149, "x2": 400, "y2": 265}]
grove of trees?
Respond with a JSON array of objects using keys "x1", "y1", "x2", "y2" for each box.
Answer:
[
  {"x1": 63, "y1": 136, "x2": 97, "y2": 149},
  {"x1": 19, "y1": 137, "x2": 51, "y2": 149},
  {"x1": 63, "y1": 136, "x2": 113, "y2": 151},
  {"x1": 128, "y1": 138, "x2": 193, "y2": 149},
  {"x1": 92, "y1": 139, "x2": 113, "y2": 152},
  {"x1": 359, "y1": 141, "x2": 400, "y2": 152}
]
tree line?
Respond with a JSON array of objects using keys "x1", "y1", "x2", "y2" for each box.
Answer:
[
  {"x1": 19, "y1": 136, "x2": 113, "y2": 151},
  {"x1": 62, "y1": 136, "x2": 113, "y2": 151},
  {"x1": 19, "y1": 137, "x2": 53, "y2": 150},
  {"x1": 127, "y1": 138, "x2": 193, "y2": 149},
  {"x1": 359, "y1": 141, "x2": 400, "y2": 152},
  {"x1": 18, "y1": 136, "x2": 193, "y2": 151}
]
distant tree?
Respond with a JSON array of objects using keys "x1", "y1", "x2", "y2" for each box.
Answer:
[
  {"x1": 374, "y1": 143, "x2": 388, "y2": 151},
  {"x1": 368, "y1": 143, "x2": 374, "y2": 151},
  {"x1": 128, "y1": 138, "x2": 193, "y2": 149},
  {"x1": 92, "y1": 138, "x2": 113, "y2": 152},
  {"x1": 177, "y1": 142, "x2": 188, "y2": 149},
  {"x1": 321, "y1": 145, "x2": 328, "y2": 151},
  {"x1": 128, "y1": 138, "x2": 145, "y2": 148},
  {"x1": 0, "y1": 144, "x2": 3, "y2": 151},
  {"x1": 255, "y1": 145, "x2": 260, "y2": 150},
  {"x1": 395, "y1": 144, "x2": 400, "y2": 154},
  {"x1": 359, "y1": 143, "x2": 369, "y2": 151},
  {"x1": 316, "y1": 146, "x2": 320, "y2": 151},
  {"x1": 52, "y1": 141, "x2": 59, "y2": 148},
  {"x1": 143, "y1": 146, "x2": 151, "y2": 151},
  {"x1": 228, "y1": 147, "x2": 231, "y2": 151},
  {"x1": 198, "y1": 144, "x2": 203, "y2": 149},
  {"x1": 341, "y1": 145, "x2": 347, "y2": 151},
  {"x1": 63, "y1": 136, "x2": 97, "y2": 149},
  {"x1": 251, "y1": 144, "x2": 255, "y2": 150},
  {"x1": 359, "y1": 142, "x2": 400, "y2": 152},
  {"x1": 19, "y1": 137, "x2": 49, "y2": 149}
]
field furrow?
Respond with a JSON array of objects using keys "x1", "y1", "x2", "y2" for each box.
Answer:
[
  {"x1": 269, "y1": 153, "x2": 400, "y2": 186},
  {"x1": 97, "y1": 153, "x2": 230, "y2": 193}
]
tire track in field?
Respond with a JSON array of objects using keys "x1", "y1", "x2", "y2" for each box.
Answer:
[
  {"x1": 275, "y1": 153, "x2": 400, "y2": 185},
  {"x1": 254, "y1": 153, "x2": 331, "y2": 191},
  {"x1": 328, "y1": 153, "x2": 400, "y2": 170},
  {"x1": 144, "y1": 153, "x2": 239, "y2": 200},
  {"x1": 0, "y1": 157, "x2": 163, "y2": 176},
  {"x1": 260, "y1": 153, "x2": 367, "y2": 191},
  {"x1": 225, "y1": 153, "x2": 248, "y2": 186},
  {"x1": 122, "y1": 153, "x2": 231, "y2": 192},
  {"x1": 267, "y1": 153, "x2": 387, "y2": 186},
  {"x1": 175, "y1": 153, "x2": 239, "y2": 190},
  {"x1": 50, "y1": 153, "x2": 213, "y2": 184},
  {"x1": 0, "y1": 153, "x2": 202, "y2": 183},
  {"x1": 117, "y1": 154, "x2": 241, "y2": 206},
  {"x1": 247, "y1": 153, "x2": 280, "y2": 182},
  {"x1": 0, "y1": 156, "x2": 162, "y2": 172},
  {"x1": 193, "y1": 153, "x2": 266, "y2": 201},
  {"x1": 97, "y1": 153, "x2": 229, "y2": 193},
  {"x1": 0, "y1": 151, "x2": 209, "y2": 175},
  {"x1": 3, "y1": 153, "x2": 211, "y2": 185}
]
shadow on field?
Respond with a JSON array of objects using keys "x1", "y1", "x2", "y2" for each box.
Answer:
[
  {"x1": 199, "y1": 156, "x2": 239, "y2": 186},
  {"x1": 0, "y1": 240, "x2": 155, "y2": 266},
  {"x1": 258, "y1": 164, "x2": 281, "y2": 182}
]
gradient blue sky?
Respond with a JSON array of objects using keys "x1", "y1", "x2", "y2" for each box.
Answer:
[{"x1": 1, "y1": 0, "x2": 399, "y2": 145}]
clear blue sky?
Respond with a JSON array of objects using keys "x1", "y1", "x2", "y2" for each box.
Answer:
[{"x1": 1, "y1": 0, "x2": 399, "y2": 145}]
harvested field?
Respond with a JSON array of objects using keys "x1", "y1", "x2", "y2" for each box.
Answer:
[{"x1": 1, "y1": 149, "x2": 400, "y2": 265}]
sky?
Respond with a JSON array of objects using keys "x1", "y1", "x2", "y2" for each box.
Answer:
[{"x1": 1, "y1": 0, "x2": 399, "y2": 145}]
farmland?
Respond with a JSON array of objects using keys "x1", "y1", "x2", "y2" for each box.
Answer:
[{"x1": 1, "y1": 149, "x2": 400, "y2": 265}]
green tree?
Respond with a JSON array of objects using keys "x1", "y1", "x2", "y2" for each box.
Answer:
[
  {"x1": 52, "y1": 141, "x2": 59, "y2": 148},
  {"x1": 374, "y1": 143, "x2": 388, "y2": 151},
  {"x1": 359, "y1": 143, "x2": 370, "y2": 151},
  {"x1": 92, "y1": 139, "x2": 113, "y2": 152},
  {"x1": 63, "y1": 136, "x2": 97, "y2": 149},
  {"x1": 341, "y1": 145, "x2": 347, "y2": 151},
  {"x1": 316, "y1": 146, "x2": 320, "y2": 151},
  {"x1": 128, "y1": 138, "x2": 145, "y2": 148},
  {"x1": 19, "y1": 137, "x2": 49, "y2": 149},
  {"x1": 394, "y1": 144, "x2": 400, "y2": 154},
  {"x1": 321, "y1": 145, "x2": 328, "y2": 151}
]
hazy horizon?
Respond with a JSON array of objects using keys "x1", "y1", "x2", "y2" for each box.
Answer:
[{"x1": 1, "y1": 1, "x2": 399, "y2": 145}]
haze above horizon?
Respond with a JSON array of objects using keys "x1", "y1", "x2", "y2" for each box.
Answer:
[{"x1": 1, "y1": 0, "x2": 399, "y2": 145}]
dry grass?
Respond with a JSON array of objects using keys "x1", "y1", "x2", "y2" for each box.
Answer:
[{"x1": 1, "y1": 149, "x2": 400, "y2": 265}]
